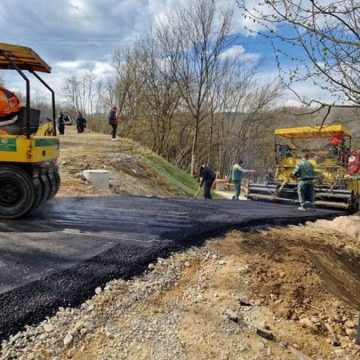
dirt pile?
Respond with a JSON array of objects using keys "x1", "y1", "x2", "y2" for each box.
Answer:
[
  {"x1": 312, "y1": 215, "x2": 360, "y2": 243},
  {"x1": 1, "y1": 217, "x2": 360, "y2": 359},
  {"x1": 57, "y1": 127, "x2": 197, "y2": 197}
]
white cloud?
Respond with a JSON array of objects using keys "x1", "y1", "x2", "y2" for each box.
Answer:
[
  {"x1": 221, "y1": 45, "x2": 246, "y2": 58},
  {"x1": 283, "y1": 80, "x2": 340, "y2": 106},
  {"x1": 252, "y1": 67, "x2": 341, "y2": 107},
  {"x1": 56, "y1": 61, "x2": 84, "y2": 70},
  {"x1": 221, "y1": 45, "x2": 261, "y2": 62},
  {"x1": 92, "y1": 62, "x2": 114, "y2": 76},
  {"x1": 55, "y1": 60, "x2": 113, "y2": 75}
]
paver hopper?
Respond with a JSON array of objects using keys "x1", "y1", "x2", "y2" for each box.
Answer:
[{"x1": 247, "y1": 125, "x2": 360, "y2": 211}]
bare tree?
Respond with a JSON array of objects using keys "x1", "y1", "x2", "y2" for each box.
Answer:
[
  {"x1": 63, "y1": 75, "x2": 81, "y2": 112},
  {"x1": 238, "y1": 0, "x2": 360, "y2": 114},
  {"x1": 62, "y1": 71, "x2": 99, "y2": 115},
  {"x1": 112, "y1": 49, "x2": 148, "y2": 138},
  {"x1": 215, "y1": 71, "x2": 282, "y2": 176},
  {"x1": 84, "y1": 70, "x2": 96, "y2": 115},
  {"x1": 157, "y1": 0, "x2": 233, "y2": 175},
  {"x1": 136, "y1": 38, "x2": 182, "y2": 155}
]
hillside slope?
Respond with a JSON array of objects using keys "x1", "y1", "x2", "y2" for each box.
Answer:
[{"x1": 58, "y1": 127, "x2": 199, "y2": 198}]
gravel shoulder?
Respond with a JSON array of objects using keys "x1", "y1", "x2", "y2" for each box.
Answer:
[{"x1": 2, "y1": 216, "x2": 360, "y2": 360}]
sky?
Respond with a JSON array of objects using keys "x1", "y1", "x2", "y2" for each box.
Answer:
[{"x1": 0, "y1": 0, "x2": 320, "y2": 106}]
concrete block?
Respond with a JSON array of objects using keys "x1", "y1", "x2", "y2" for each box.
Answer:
[{"x1": 82, "y1": 170, "x2": 109, "y2": 190}]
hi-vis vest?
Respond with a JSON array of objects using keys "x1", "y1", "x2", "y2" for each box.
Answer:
[{"x1": 0, "y1": 87, "x2": 20, "y2": 117}]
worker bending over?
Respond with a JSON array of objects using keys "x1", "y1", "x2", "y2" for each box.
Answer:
[
  {"x1": 231, "y1": 160, "x2": 255, "y2": 200},
  {"x1": 292, "y1": 153, "x2": 315, "y2": 211},
  {"x1": 199, "y1": 164, "x2": 216, "y2": 199}
]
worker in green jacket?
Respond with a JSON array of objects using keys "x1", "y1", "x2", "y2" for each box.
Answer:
[
  {"x1": 231, "y1": 160, "x2": 255, "y2": 200},
  {"x1": 292, "y1": 153, "x2": 315, "y2": 211}
]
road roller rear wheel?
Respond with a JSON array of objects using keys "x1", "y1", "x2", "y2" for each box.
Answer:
[
  {"x1": 54, "y1": 167, "x2": 60, "y2": 196},
  {"x1": 39, "y1": 173, "x2": 51, "y2": 204},
  {"x1": 0, "y1": 165, "x2": 36, "y2": 219}
]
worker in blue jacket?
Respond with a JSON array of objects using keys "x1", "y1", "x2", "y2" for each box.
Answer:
[
  {"x1": 231, "y1": 160, "x2": 255, "y2": 200},
  {"x1": 292, "y1": 153, "x2": 316, "y2": 211}
]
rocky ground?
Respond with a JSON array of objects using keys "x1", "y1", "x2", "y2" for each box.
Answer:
[{"x1": 1, "y1": 216, "x2": 360, "y2": 360}]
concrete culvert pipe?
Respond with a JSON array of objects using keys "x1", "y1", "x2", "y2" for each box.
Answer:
[{"x1": 82, "y1": 170, "x2": 109, "y2": 190}]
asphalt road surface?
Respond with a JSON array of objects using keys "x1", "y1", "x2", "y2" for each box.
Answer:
[{"x1": 0, "y1": 196, "x2": 344, "y2": 340}]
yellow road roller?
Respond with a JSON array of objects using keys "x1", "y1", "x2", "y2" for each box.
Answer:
[{"x1": 0, "y1": 43, "x2": 60, "y2": 219}]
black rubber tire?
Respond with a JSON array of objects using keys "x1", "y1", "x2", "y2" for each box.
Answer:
[
  {"x1": 0, "y1": 165, "x2": 36, "y2": 219},
  {"x1": 54, "y1": 167, "x2": 61, "y2": 196},
  {"x1": 31, "y1": 177, "x2": 44, "y2": 210},
  {"x1": 39, "y1": 174, "x2": 51, "y2": 204},
  {"x1": 48, "y1": 172, "x2": 57, "y2": 200}
]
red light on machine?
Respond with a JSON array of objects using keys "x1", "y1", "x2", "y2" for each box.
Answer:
[{"x1": 348, "y1": 151, "x2": 360, "y2": 175}]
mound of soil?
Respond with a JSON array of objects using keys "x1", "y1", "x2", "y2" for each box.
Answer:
[{"x1": 57, "y1": 127, "x2": 192, "y2": 197}]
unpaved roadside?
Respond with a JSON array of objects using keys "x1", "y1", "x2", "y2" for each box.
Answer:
[
  {"x1": 57, "y1": 127, "x2": 196, "y2": 198},
  {"x1": 1, "y1": 216, "x2": 360, "y2": 360}
]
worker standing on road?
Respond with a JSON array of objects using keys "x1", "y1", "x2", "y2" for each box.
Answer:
[
  {"x1": 231, "y1": 160, "x2": 255, "y2": 200},
  {"x1": 108, "y1": 106, "x2": 118, "y2": 141},
  {"x1": 199, "y1": 164, "x2": 216, "y2": 199},
  {"x1": 76, "y1": 112, "x2": 87, "y2": 133},
  {"x1": 292, "y1": 153, "x2": 315, "y2": 211},
  {"x1": 57, "y1": 112, "x2": 65, "y2": 135}
]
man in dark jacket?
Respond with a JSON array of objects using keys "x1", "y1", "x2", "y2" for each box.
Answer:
[
  {"x1": 76, "y1": 112, "x2": 86, "y2": 133},
  {"x1": 199, "y1": 164, "x2": 216, "y2": 199},
  {"x1": 58, "y1": 112, "x2": 65, "y2": 135},
  {"x1": 108, "y1": 106, "x2": 118, "y2": 140}
]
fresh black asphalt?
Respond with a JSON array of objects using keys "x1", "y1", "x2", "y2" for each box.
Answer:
[{"x1": 0, "y1": 196, "x2": 344, "y2": 340}]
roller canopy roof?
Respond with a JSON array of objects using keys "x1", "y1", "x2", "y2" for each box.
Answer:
[
  {"x1": 275, "y1": 124, "x2": 352, "y2": 139},
  {"x1": 0, "y1": 43, "x2": 51, "y2": 73}
]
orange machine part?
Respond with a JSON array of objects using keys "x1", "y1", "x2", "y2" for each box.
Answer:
[{"x1": 0, "y1": 87, "x2": 21, "y2": 116}]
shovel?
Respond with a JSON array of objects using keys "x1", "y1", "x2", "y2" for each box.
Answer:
[{"x1": 193, "y1": 186, "x2": 202, "y2": 198}]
